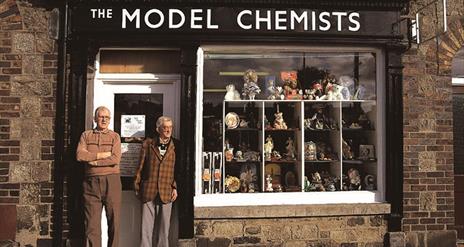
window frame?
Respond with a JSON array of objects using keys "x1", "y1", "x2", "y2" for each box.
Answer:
[{"x1": 194, "y1": 45, "x2": 386, "y2": 207}]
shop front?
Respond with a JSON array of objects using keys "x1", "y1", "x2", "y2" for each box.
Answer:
[{"x1": 61, "y1": 0, "x2": 408, "y2": 245}]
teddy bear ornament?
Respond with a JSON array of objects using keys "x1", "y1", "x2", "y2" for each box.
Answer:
[{"x1": 224, "y1": 84, "x2": 241, "y2": 100}]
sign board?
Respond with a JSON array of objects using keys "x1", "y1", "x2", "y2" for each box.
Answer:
[
  {"x1": 120, "y1": 142, "x2": 142, "y2": 177},
  {"x1": 73, "y1": 7, "x2": 399, "y2": 37},
  {"x1": 121, "y1": 115, "x2": 145, "y2": 138}
]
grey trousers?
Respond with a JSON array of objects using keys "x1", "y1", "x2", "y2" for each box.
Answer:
[{"x1": 140, "y1": 195, "x2": 172, "y2": 247}]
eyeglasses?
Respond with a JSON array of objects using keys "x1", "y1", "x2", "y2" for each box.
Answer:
[
  {"x1": 97, "y1": 116, "x2": 111, "y2": 120},
  {"x1": 160, "y1": 126, "x2": 173, "y2": 130}
]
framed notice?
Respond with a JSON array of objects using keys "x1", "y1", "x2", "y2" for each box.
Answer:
[
  {"x1": 120, "y1": 142, "x2": 142, "y2": 177},
  {"x1": 121, "y1": 115, "x2": 145, "y2": 138}
]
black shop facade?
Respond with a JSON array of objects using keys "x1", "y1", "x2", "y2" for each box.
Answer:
[{"x1": 57, "y1": 1, "x2": 408, "y2": 245}]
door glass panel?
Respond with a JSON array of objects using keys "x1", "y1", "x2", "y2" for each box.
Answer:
[{"x1": 114, "y1": 93, "x2": 163, "y2": 190}]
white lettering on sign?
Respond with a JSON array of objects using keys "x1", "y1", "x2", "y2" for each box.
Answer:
[
  {"x1": 115, "y1": 9, "x2": 362, "y2": 32},
  {"x1": 122, "y1": 9, "x2": 140, "y2": 29},
  {"x1": 169, "y1": 9, "x2": 185, "y2": 28},
  {"x1": 145, "y1": 9, "x2": 164, "y2": 29},
  {"x1": 237, "y1": 10, "x2": 252, "y2": 30},
  {"x1": 290, "y1": 11, "x2": 307, "y2": 30},
  {"x1": 91, "y1": 9, "x2": 113, "y2": 19},
  {"x1": 348, "y1": 12, "x2": 361, "y2": 31}
]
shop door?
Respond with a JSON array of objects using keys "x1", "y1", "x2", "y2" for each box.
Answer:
[{"x1": 92, "y1": 78, "x2": 180, "y2": 246}]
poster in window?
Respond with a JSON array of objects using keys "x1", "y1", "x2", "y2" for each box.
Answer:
[
  {"x1": 120, "y1": 142, "x2": 142, "y2": 177},
  {"x1": 121, "y1": 115, "x2": 145, "y2": 138}
]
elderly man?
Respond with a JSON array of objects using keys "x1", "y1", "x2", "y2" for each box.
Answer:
[
  {"x1": 134, "y1": 116, "x2": 182, "y2": 247},
  {"x1": 76, "y1": 106, "x2": 122, "y2": 247}
]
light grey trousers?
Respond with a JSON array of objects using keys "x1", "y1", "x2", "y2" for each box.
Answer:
[{"x1": 140, "y1": 196, "x2": 172, "y2": 247}]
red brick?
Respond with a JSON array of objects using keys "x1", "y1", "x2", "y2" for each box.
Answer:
[
  {"x1": 1, "y1": 68, "x2": 20, "y2": 74},
  {"x1": 426, "y1": 224, "x2": 445, "y2": 230},
  {"x1": 427, "y1": 185, "x2": 446, "y2": 190},
  {"x1": 0, "y1": 154, "x2": 18, "y2": 161},
  {"x1": 427, "y1": 172, "x2": 445, "y2": 178},
  {"x1": 0, "y1": 97, "x2": 19, "y2": 103},
  {"x1": 420, "y1": 218, "x2": 436, "y2": 224},
  {"x1": 0, "y1": 197, "x2": 18, "y2": 203},
  {"x1": 411, "y1": 225, "x2": 426, "y2": 231}
]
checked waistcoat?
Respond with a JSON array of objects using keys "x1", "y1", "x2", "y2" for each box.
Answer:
[{"x1": 134, "y1": 137, "x2": 180, "y2": 203}]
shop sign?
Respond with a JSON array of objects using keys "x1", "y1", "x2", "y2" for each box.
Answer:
[{"x1": 74, "y1": 7, "x2": 398, "y2": 36}]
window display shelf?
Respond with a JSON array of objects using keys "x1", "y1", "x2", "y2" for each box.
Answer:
[{"x1": 197, "y1": 47, "x2": 383, "y2": 202}]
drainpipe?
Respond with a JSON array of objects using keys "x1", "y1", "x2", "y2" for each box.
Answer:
[{"x1": 53, "y1": 1, "x2": 68, "y2": 247}]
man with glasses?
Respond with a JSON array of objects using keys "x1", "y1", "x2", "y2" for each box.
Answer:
[
  {"x1": 134, "y1": 116, "x2": 182, "y2": 247},
  {"x1": 77, "y1": 106, "x2": 122, "y2": 247}
]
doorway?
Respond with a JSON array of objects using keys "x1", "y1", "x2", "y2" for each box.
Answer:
[{"x1": 87, "y1": 49, "x2": 181, "y2": 246}]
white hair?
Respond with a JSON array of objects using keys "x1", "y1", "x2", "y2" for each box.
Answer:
[
  {"x1": 156, "y1": 116, "x2": 173, "y2": 129},
  {"x1": 94, "y1": 106, "x2": 110, "y2": 118}
]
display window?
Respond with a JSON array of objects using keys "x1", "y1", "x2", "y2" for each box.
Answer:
[{"x1": 195, "y1": 46, "x2": 385, "y2": 206}]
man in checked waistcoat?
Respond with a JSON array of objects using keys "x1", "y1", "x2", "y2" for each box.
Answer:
[{"x1": 134, "y1": 116, "x2": 182, "y2": 247}]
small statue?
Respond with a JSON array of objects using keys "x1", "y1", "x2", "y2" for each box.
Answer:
[
  {"x1": 272, "y1": 150, "x2": 282, "y2": 160},
  {"x1": 273, "y1": 111, "x2": 288, "y2": 130},
  {"x1": 265, "y1": 75, "x2": 277, "y2": 100},
  {"x1": 347, "y1": 168, "x2": 361, "y2": 190},
  {"x1": 308, "y1": 83, "x2": 323, "y2": 100},
  {"x1": 342, "y1": 139, "x2": 353, "y2": 160},
  {"x1": 285, "y1": 137, "x2": 296, "y2": 160},
  {"x1": 311, "y1": 172, "x2": 325, "y2": 191},
  {"x1": 265, "y1": 174, "x2": 273, "y2": 192},
  {"x1": 281, "y1": 71, "x2": 298, "y2": 97},
  {"x1": 264, "y1": 135, "x2": 274, "y2": 161},
  {"x1": 338, "y1": 76, "x2": 355, "y2": 100},
  {"x1": 224, "y1": 84, "x2": 241, "y2": 100},
  {"x1": 305, "y1": 141, "x2": 317, "y2": 161},
  {"x1": 242, "y1": 69, "x2": 261, "y2": 100},
  {"x1": 235, "y1": 150, "x2": 244, "y2": 161},
  {"x1": 304, "y1": 176, "x2": 311, "y2": 192},
  {"x1": 364, "y1": 174, "x2": 376, "y2": 190}
]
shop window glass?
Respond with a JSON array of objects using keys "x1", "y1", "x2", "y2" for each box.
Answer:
[{"x1": 196, "y1": 47, "x2": 383, "y2": 204}]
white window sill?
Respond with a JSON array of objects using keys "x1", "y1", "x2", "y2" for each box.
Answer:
[{"x1": 194, "y1": 191, "x2": 383, "y2": 208}]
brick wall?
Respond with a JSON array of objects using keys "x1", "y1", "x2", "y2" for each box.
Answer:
[
  {"x1": 194, "y1": 204, "x2": 389, "y2": 247},
  {"x1": 403, "y1": 0, "x2": 464, "y2": 244},
  {"x1": 0, "y1": 0, "x2": 57, "y2": 246}
]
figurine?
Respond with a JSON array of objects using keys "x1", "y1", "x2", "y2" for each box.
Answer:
[
  {"x1": 347, "y1": 168, "x2": 361, "y2": 190},
  {"x1": 338, "y1": 75, "x2": 355, "y2": 99},
  {"x1": 342, "y1": 139, "x2": 353, "y2": 160},
  {"x1": 265, "y1": 174, "x2": 273, "y2": 192},
  {"x1": 235, "y1": 150, "x2": 245, "y2": 161},
  {"x1": 239, "y1": 119, "x2": 249, "y2": 128},
  {"x1": 304, "y1": 176, "x2": 311, "y2": 192},
  {"x1": 264, "y1": 115, "x2": 271, "y2": 129},
  {"x1": 308, "y1": 83, "x2": 324, "y2": 100},
  {"x1": 224, "y1": 84, "x2": 241, "y2": 100},
  {"x1": 244, "y1": 151, "x2": 260, "y2": 162},
  {"x1": 281, "y1": 71, "x2": 298, "y2": 97},
  {"x1": 285, "y1": 137, "x2": 296, "y2": 160},
  {"x1": 224, "y1": 139, "x2": 234, "y2": 162},
  {"x1": 272, "y1": 150, "x2": 282, "y2": 160},
  {"x1": 364, "y1": 174, "x2": 376, "y2": 190},
  {"x1": 242, "y1": 69, "x2": 261, "y2": 100},
  {"x1": 273, "y1": 86, "x2": 285, "y2": 100},
  {"x1": 265, "y1": 75, "x2": 277, "y2": 99},
  {"x1": 264, "y1": 135, "x2": 274, "y2": 161},
  {"x1": 273, "y1": 111, "x2": 288, "y2": 129},
  {"x1": 305, "y1": 141, "x2": 317, "y2": 161},
  {"x1": 311, "y1": 172, "x2": 325, "y2": 191}
]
